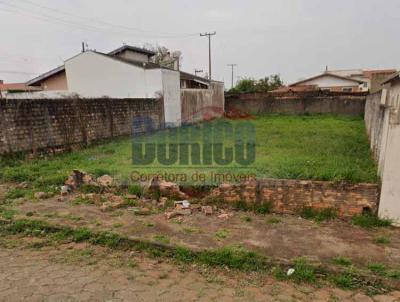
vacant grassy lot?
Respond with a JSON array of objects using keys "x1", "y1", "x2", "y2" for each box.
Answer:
[{"x1": 0, "y1": 115, "x2": 377, "y2": 193}]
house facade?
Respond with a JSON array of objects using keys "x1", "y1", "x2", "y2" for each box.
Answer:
[
  {"x1": 328, "y1": 69, "x2": 397, "y2": 93},
  {"x1": 286, "y1": 69, "x2": 398, "y2": 94},
  {"x1": 16, "y1": 45, "x2": 224, "y2": 126},
  {"x1": 289, "y1": 72, "x2": 364, "y2": 93},
  {"x1": 365, "y1": 72, "x2": 400, "y2": 224}
]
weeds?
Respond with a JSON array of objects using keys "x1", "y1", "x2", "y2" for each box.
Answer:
[
  {"x1": 154, "y1": 234, "x2": 170, "y2": 244},
  {"x1": 234, "y1": 201, "x2": 272, "y2": 215},
  {"x1": 367, "y1": 263, "x2": 387, "y2": 276},
  {"x1": 215, "y1": 229, "x2": 229, "y2": 240},
  {"x1": 266, "y1": 217, "x2": 281, "y2": 224},
  {"x1": 127, "y1": 185, "x2": 143, "y2": 197},
  {"x1": 352, "y1": 214, "x2": 392, "y2": 229},
  {"x1": 373, "y1": 236, "x2": 391, "y2": 245},
  {"x1": 0, "y1": 207, "x2": 16, "y2": 220},
  {"x1": 79, "y1": 184, "x2": 102, "y2": 194},
  {"x1": 273, "y1": 258, "x2": 316, "y2": 284},
  {"x1": 72, "y1": 196, "x2": 95, "y2": 205},
  {"x1": 5, "y1": 188, "x2": 29, "y2": 200},
  {"x1": 332, "y1": 257, "x2": 352, "y2": 267}
]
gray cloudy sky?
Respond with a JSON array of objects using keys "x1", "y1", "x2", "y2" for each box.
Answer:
[{"x1": 0, "y1": 0, "x2": 399, "y2": 87}]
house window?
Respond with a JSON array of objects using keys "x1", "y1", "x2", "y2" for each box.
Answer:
[{"x1": 342, "y1": 87, "x2": 353, "y2": 92}]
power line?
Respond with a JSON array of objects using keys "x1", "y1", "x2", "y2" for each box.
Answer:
[
  {"x1": 200, "y1": 32, "x2": 216, "y2": 80},
  {"x1": 0, "y1": 0, "x2": 198, "y2": 39},
  {"x1": 15, "y1": 0, "x2": 197, "y2": 38},
  {"x1": 227, "y1": 64, "x2": 237, "y2": 89}
]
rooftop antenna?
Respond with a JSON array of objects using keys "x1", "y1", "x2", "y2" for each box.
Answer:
[
  {"x1": 195, "y1": 69, "x2": 204, "y2": 76},
  {"x1": 81, "y1": 42, "x2": 85, "y2": 52},
  {"x1": 325, "y1": 65, "x2": 329, "y2": 72}
]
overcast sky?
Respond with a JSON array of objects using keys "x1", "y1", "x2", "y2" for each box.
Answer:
[{"x1": 0, "y1": 0, "x2": 399, "y2": 87}]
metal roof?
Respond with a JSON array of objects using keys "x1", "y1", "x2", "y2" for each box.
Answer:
[{"x1": 108, "y1": 45, "x2": 156, "y2": 57}]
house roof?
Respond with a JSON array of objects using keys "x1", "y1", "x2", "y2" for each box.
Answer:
[
  {"x1": 26, "y1": 65, "x2": 65, "y2": 86},
  {"x1": 25, "y1": 46, "x2": 214, "y2": 88},
  {"x1": 270, "y1": 85, "x2": 318, "y2": 93},
  {"x1": 26, "y1": 45, "x2": 156, "y2": 86},
  {"x1": 289, "y1": 72, "x2": 365, "y2": 87},
  {"x1": 180, "y1": 71, "x2": 210, "y2": 84},
  {"x1": 0, "y1": 83, "x2": 42, "y2": 92},
  {"x1": 93, "y1": 51, "x2": 165, "y2": 70},
  {"x1": 362, "y1": 69, "x2": 397, "y2": 79},
  {"x1": 108, "y1": 45, "x2": 156, "y2": 57},
  {"x1": 382, "y1": 72, "x2": 400, "y2": 84}
]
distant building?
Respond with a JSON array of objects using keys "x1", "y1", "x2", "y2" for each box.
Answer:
[
  {"x1": 0, "y1": 81, "x2": 41, "y2": 96},
  {"x1": 328, "y1": 69, "x2": 397, "y2": 93},
  {"x1": 282, "y1": 69, "x2": 398, "y2": 94},
  {"x1": 10, "y1": 44, "x2": 224, "y2": 126},
  {"x1": 288, "y1": 72, "x2": 365, "y2": 93}
]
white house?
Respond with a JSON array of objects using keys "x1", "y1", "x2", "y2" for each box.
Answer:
[
  {"x1": 289, "y1": 72, "x2": 365, "y2": 93},
  {"x1": 15, "y1": 44, "x2": 224, "y2": 127},
  {"x1": 64, "y1": 51, "x2": 181, "y2": 126}
]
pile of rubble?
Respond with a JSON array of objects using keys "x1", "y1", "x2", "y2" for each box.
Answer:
[{"x1": 50, "y1": 170, "x2": 235, "y2": 219}]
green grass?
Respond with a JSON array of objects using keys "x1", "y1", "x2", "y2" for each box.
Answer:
[
  {"x1": 274, "y1": 258, "x2": 316, "y2": 284},
  {"x1": 0, "y1": 115, "x2": 378, "y2": 190},
  {"x1": 352, "y1": 214, "x2": 392, "y2": 229},
  {"x1": 0, "y1": 207, "x2": 16, "y2": 220},
  {"x1": 215, "y1": 229, "x2": 229, "y2": 240},
  {"x1": 367, "y1": 263, "x2": 387, "y2": 276},
  {"x1": 374, "y1": 236, "x2": 391, "y2": 245},
  {"x1": 332, "y1": 256, "x2": 352, "y2": 267}
]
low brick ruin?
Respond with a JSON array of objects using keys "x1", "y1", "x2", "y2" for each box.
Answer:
[{"x1": 209, "y1": 178, "x2": 379, "y2": 217}]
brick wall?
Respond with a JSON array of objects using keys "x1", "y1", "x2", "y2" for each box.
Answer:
[
  {"x1": 209, "y1": 179, "x2": 379, "y2": 217},
  {"x1": 0, "y1": 98, "x2": 164, "y2": 155},
  {"x1": 225, "y1": 92, "x2": 366, "y2": 116}
]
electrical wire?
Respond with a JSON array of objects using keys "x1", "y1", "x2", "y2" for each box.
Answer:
[{"x1": 0, "y1": 0, "x2": 198, "y2": 39}]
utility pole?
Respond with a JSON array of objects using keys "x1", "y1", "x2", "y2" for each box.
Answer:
[
  {"x1": 194, "y1": 69, "x2": 204, "y2": 76},
  {"x1": 227, "y1": 64, "x2": 237, "y2": 89},
  {"x1": 200, "y1": 31, "x2": 216, "y2": 80}
]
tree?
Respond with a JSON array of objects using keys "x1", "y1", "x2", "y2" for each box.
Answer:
[{"x1": 229, "y1": 74, "x2": 283, "y2": 93}]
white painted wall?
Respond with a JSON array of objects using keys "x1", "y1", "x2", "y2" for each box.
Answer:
[
  {"x1": 64, "y1": 51, "x2": 182, "y2": 126},
  {"x1": 161, "y1": 69, "x2": 181, "y2": 127},
  {"x1": 377, "y1": 81, "x2": 400, "y2": 225},
  {"x1": 65, "y1": 51, "x2": 163, "y2": 99},
  {"x1": 298, "y1": 74, "x2": 360, "y2": 88}
]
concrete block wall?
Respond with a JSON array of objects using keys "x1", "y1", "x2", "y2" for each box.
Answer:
[
  {"x1": 0, "y1": 98, "x2": 164, "y2": 154},
  {"x1": 225, "y1": 92, "x2": 366, "y2": 116}
]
